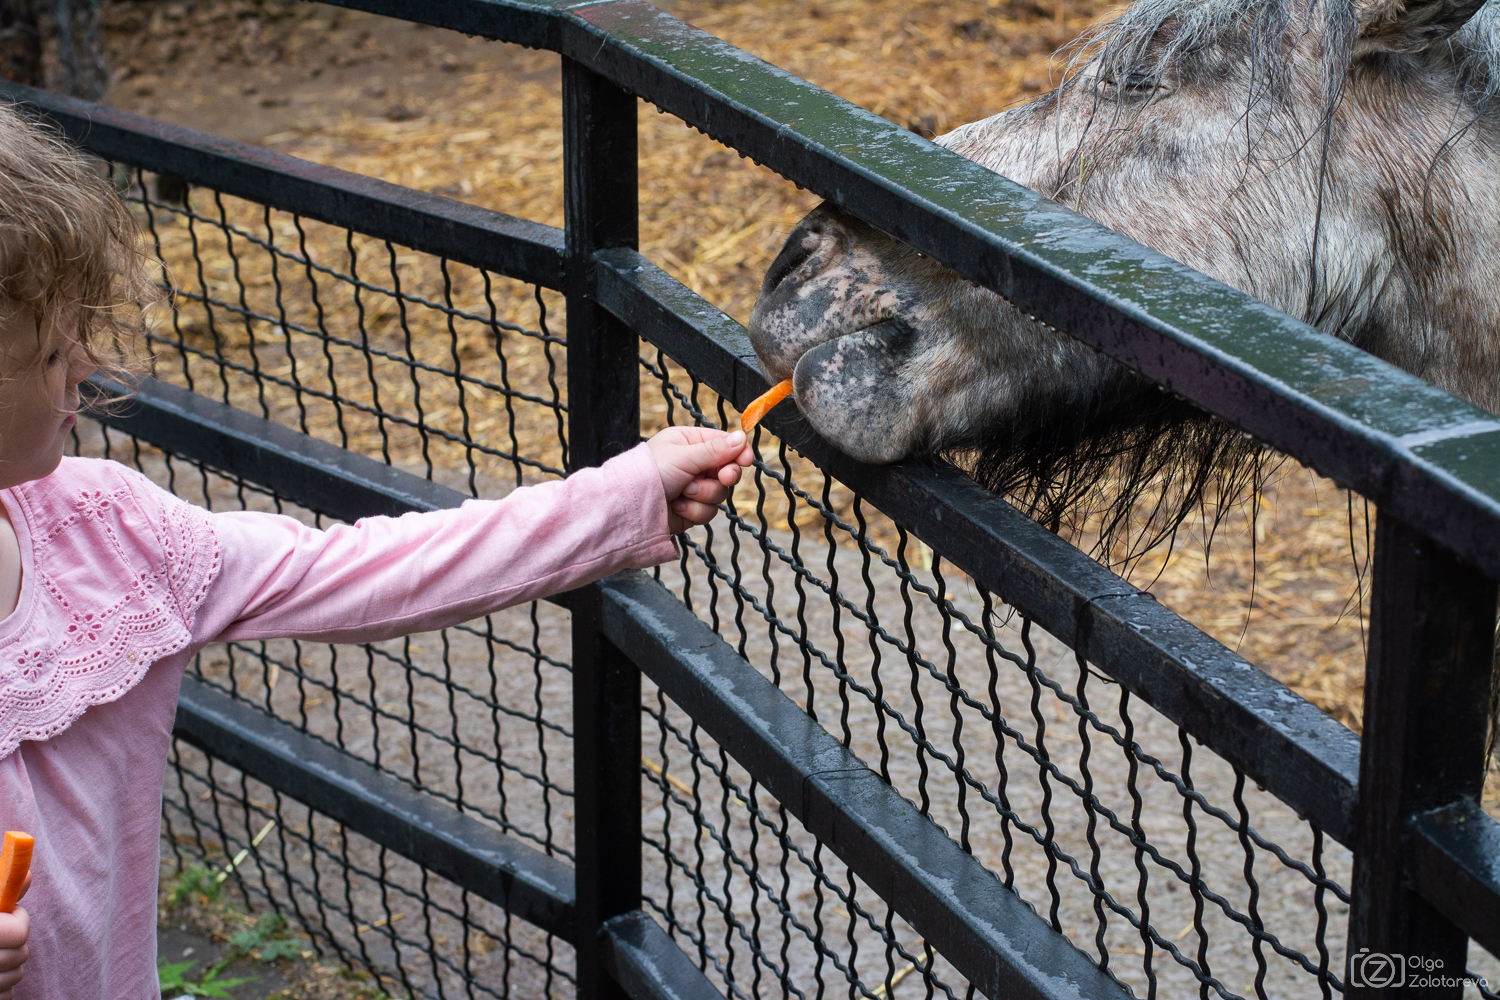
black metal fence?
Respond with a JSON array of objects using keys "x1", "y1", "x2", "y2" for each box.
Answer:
[{"x1": 7, "y1": 0, "x2": 1500, "y2": 997}]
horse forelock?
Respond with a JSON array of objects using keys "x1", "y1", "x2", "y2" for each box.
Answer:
[
  {"x1": 1060, "y1": 0, "x2": 1500, "y2": 322},
  {"x1": 1073, "y1": 0, "x2": 1500, "y2": 112},
  {"x1": 1451, "y1": 4, "x2": 1500, "y2": 99},
  {"x1": 1072, "y1": 0, "x2": 1351, "y2": 110}
]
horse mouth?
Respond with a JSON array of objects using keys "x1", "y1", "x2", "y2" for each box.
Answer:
[{"x1": 756, "y1": 316, "x2": 917, "y2": 387}]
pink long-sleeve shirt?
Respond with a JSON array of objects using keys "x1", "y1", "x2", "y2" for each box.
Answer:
[{"x1": 0, "y1": 446, "x2": 677, "y2": 999}]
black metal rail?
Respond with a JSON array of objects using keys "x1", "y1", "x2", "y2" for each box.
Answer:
[
  {"x1": 0, "y1": 81, "x2": 565, "y2": 288},
  {"x1": 45, "y1": 83, "x2": 1362, "y2": 847},
  {"x1": 21, "y1": 0, "x2": 1500, "y2": 994},
  {"x1": 88, "y1": 370, "x2": 1131, "y2": 1000},
  {"x1": 599, "y1": 910, "x2": 732, "y2": 1000},
  {"x1": 562, "y1": 57, "x2": 651, "y2": 1000},
  {"x1": 174, "y1": 675, "x2": 579, "y2": 940},
  {"x1": 1408, "y1": 800, "x2": 1500, "y2": 959},
  {"x1": 313, "y1": 0, "x2": 1500, "y2": 586}
]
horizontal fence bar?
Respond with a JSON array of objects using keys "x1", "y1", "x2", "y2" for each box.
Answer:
[
  {"x1": 88, "y1": 299, "x2": 1363, "y2": 853},
  {"x1": 1407, "y1": 799, "x2": 1500, "y2": 960},
  {"x1": 595, "y1": 247, "x2": 1363, "y2": 847},
  {"x1": 174, "y1": 675, "x2": 578, "y2": 940},
  {"x1": 89, "y1": 374, "x2": 1115, "y2": 999},
  {"x1": 0, "y1": 81, "x2": 566, "y2": 289},
  {"x1": 82, "y1": 374, "x2": 467, "y2": 521},
  {"x1": 600, "y1": 910, "x2": 729, "y2": 1000},
  {"x1": 598, "y1": 569, "x2": 1131, "y2": 1000},
  {"x1": 322, "y1": 0, "x2": 1500, "y2": 580},
  {"x1": 97, "y1": 380, "x2": 742, "y2": 991}
]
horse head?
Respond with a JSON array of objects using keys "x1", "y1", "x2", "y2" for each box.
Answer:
[{"x1": 749, "y1": 0, "x2": 1500, "y2": 516}]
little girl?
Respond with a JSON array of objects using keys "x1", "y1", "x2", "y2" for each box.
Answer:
[{"x1": 0, "y1": 106, "x2": 753, "y2": 999}]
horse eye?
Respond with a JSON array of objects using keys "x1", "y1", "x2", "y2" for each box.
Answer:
[{"x1": 1096, "y1": 69, "x2": 1169, "y2": 100}]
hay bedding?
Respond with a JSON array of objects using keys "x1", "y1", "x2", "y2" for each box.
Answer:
[{"x1": 93, "y1": 0, "x2": 1391, "y2": 739}]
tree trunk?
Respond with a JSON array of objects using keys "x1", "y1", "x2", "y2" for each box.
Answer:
[
  {"x1": 0, "y1": 1, "x2": 41, "y2": 87},
  {"x1": 55, "y1": 0, "x2": 107, "y2": 100}
]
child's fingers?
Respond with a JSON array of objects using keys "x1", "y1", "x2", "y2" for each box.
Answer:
[
  {"x1": 715, "y1": 463, "x2": 745, "y2": 488},
  {"x1": 671, "y1": 497, "x2": 722, "y2": 528},
  {"x1": 651, "y1": 424, "x2": 711, "y2": 446},
  {"x1": 719, "y1": 437, "x2": 754, "y2": 471},
  {"x1": 0, "y1": 908, "x2": 26, "y2": 952},
  {"x1": 686, "y1": 430, "x2": 746, "y2": 476},
  {"x1": 672, "y1": 430, "x2": 745, "y2": 472},
  {"x1": 0, "y1": 904, "x2": 28, "y2": 996},
  {"x1": 683, "y1": 476, "x2": 733, "y2": 507},
  {"x1": 660, "y1": 424, "x2": 750, "y2": 454},
  {"x1": 649, "y1": 428, "x2": 750, "y2": 505}
]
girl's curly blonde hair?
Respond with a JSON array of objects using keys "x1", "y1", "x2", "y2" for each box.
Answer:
[{"x1": 0, "y1": 102, "x2": 154, "y2": 377}]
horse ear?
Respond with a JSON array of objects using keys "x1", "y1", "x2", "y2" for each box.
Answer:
[{"x1": 1356, "y1": 0, "x2": 1489, "y2": 53}]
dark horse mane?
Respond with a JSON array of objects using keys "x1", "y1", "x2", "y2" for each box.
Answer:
[{"x1": 960, "y1": 386, "x2": 1264, "y2": 570}]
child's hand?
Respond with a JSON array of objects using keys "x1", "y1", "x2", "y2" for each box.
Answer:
[
  {"x1": 0, "y1": 871, "x2": 30, "y2": 1000},
  {"x1": 647, "y1": 426, "x2": 754, "y2": 533}
]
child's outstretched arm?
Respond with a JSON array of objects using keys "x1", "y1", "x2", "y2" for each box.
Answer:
[
  {"x1": 0, "y1": 872, "x2": 29, "y2": 1000},
  {"x1": 647, "y1": 427, "x2": 754, "y2": 534},
  {"x1": 178, "y1": 418, "x2": 755, "y2": 647},
  {"x1": 193, "y1": 432, "x2": 749, "y2": 646}
]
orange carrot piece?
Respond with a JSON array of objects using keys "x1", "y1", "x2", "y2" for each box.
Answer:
[
  {"x1": 0, "y1": 832, "x2": 32, "y2": 914},
  {"x1": 740, "y1": 379, "x2": 795, "y2": 434}
]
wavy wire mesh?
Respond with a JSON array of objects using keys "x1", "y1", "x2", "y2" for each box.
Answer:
[
  {"x1": 76, "y1": 157, "x2": 1480, "y2": 999},
  {"x1": 102, "y1": 159, "x2": 1360, "y2": 998},
  {"x1": 639, "y1": 351, "x2": 1359, "y2": 1000},
  {"x1": 85, "y1": 165, "x2": 579, "y2": 998}
]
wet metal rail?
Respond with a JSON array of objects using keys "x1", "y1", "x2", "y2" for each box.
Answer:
[
  {"x1": 84, "y1": 370, "x2": 1131, "y2": 999},
  {"x1": 8, "y1": 0, "x2": 1500, "y2": 994}
]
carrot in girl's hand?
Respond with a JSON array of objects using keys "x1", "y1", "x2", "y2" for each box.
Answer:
[
  {"x1": 0, "y1": 832, "x2": 32, "y2": 914},
  {"x1": 740, "y1": 379, "x2": 795, "y2": 434}
]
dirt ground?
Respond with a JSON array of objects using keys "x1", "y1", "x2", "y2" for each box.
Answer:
[{"x1": 157, "y1": 860, "x2": 392, "y2": 998}]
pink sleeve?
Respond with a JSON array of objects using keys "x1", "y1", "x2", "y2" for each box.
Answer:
[{"x1": 192, "y1": 442, "x2": 677, "y2": 645}]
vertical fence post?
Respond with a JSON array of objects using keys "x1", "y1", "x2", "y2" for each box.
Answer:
[
  {"x1": 1348, "y1": 514, "x2": 1498, "y2": 997},
  {"x1": 563, "y1": 57, "x2": 641, "y2": 1000}
]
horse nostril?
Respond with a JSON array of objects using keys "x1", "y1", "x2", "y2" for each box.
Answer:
[{"x1": 762, "y1": 225, "x2": 820, "y2": 295}]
